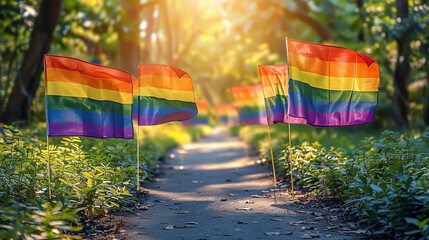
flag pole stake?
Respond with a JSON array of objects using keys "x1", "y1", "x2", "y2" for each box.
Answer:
[
  {"x1": 137, "y1": 126, "x2": 140, "y2": 191},
  {"x1": 267, "y1": 125, "x2": 277, "y2": 188},
  {"x1": 285, "y1": 36, "x2": 295, "y2": 201},
  {"x1": 288, "y1": 118, "x2": 294, "y2": 201},
  {"x1": 46, "y1": 136, "x2": 52, "y2": 200}
]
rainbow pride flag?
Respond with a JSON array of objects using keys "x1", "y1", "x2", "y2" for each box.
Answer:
[
  {"x1": 182, "y1": 102, "x2": 209, "y2": 125},
  {"x1": 138, "y1": 65, "x2": 197, "y2": 125},
  {"x1": 287, "y1": 39, "x2": 380, "y2": 127},
  {"x1": 216, "y1": 104, "x2": 239, "y2": 126},
  {"x1": 231, "y1": 85, "x2": 267, "y2": 125},
  {"x1": 44, "y1": 55, "x2": 134, "y2": 139},
  {"x1": 259, "y1": 64, "x2": 308, "y2": 126}
]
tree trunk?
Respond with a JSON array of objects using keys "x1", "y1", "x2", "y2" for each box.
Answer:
[
  {"x1": 141, "y1": 5, "x2": 155, "y2": 64},
  {"x1": 1, "y1": 0, "x2": 62, "y2": 124},
  {"x1": 162, "y1": 0, "x2": 173, "y2": 64},
  {"x1": 393, "y1": 0, "x2": 411, "y2": 128},
  {"x1": 118, "y1": 0, "x2": 142, "y2": 76}
]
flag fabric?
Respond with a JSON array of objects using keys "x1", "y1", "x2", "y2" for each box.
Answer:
[
  {"x1": 231, "y1": 85, "x2": 268, "y2": 125},
  {"x1": 258, "y1": 64, "x2": 308, "y2": 126},
  {"x1": 182, "y1": 102, "x2": 209, "y2": 125},
  {"x1": 44, "y1": 55, "x2": 134, "y2": 139},
  {"x1": 287, "y1": 39, "x2": 380, "y2": 127},
  {"x1": 138, "y1": 65, "x2": 197, "y2": 125},
  {"x1": 216, "y1": 104, "x2": 239, "y2": 126}
]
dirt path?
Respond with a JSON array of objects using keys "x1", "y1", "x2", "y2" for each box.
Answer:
[{"x1": 115, "y1": 128, "x2": 365, "y2": 240}]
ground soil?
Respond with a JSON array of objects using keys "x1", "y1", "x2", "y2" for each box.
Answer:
[{"x1": 82, "y1": 128, "x2": 369, "y2": 240}]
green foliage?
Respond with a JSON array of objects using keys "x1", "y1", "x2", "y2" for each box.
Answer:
[
  {"x1": 0, "y1": 124, "x2": 209, "y2": 238},
  {"x1": 241, "y1": 125, "x2": 429, "y2": 239}
]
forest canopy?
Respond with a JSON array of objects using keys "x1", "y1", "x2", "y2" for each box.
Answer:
[{"x1": 0, "y1": 0, "x2": 428, "y2": 129}]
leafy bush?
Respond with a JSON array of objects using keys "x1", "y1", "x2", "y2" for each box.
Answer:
[
  {"x1": 0, "y1": 124, "x2": 209, "y2": 239},
  {"x1": 239, "y1": 126, "x2": 429, "y2": 239}
]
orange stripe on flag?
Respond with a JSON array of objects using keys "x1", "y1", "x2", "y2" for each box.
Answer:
[
  {"x1": 138, "y1": 74, "x2": 194, "y2": 91},
  {"x1": 46, "y1": 68, "x2": 132, "y2": 93},
  {"x1": 288, "y1": 52, "x2": 379, "y2": 78},
  {"x1": 44, "y1": 55, "x2": 132, "y2": 83},
  {"x1": 287, "y1": 39, "x2": 376, "y2": 65}
]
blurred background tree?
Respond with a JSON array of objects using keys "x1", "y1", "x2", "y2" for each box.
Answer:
[{"x1": 0, "y1": 0, "x2": 428, "y2": 130}]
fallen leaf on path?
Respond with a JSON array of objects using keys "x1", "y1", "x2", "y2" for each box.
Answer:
[
  {"x1": 238, "y1": 200, "x2": 254, "y2": 204},
  {"x1": 270, "y1": 188, "x2": 280, "y2": 192},
  {"x1": 136, "y1": 204, "x2": 149, "y2": 210},
  {"x1": 163, "y1": 225, "x2": 176, "y2": 230},
  {"x1": 226, "y1": 179, "x2": 231, "y2": 182},
  {"x1": 310, "y1": 233, "x2": 321, "y2": 238},
  {"x1": 314, "y1": 217, "x2": 324, "y2": 221},
  {"x1": 340, "y1": 229, "x2": 368, "y2": 234},
  {"x1": 325, "y1": 234, "x2": 332, "y2": 238},
  {"x1": 220, "y1": 198, "x2": 228, "y2": 201},
  {"x1": 289, "y1": 221, "x2": 305, "y2": 226},
  {"x1": 154, "y1": 199, "x2": 164, "y2": 203},
  {"x1": 236, "y1": 207, "x2": 253, "y2": 211},
  {"x1": 301, "y1": 234, "x2": 313, "y2": 239},
  {"x1": 270, "y1": 218, "x2": 283, "y2": 222},
  {"x1": 228, "y1": 193, "x2": 235, "y2": 197},
  {"x1": 192, "y1": 180, "x2": 199, "y2": 183},
  {"x1": 114, "y1": 219, "x2": 124, "y2": 233},
  {"x1": 185, "y1": 222, "x2": 198, "y2": 225},
  {"x1": 177, "y1": 211, "x2": 190, "y2": 214},
  {"x1": 251, "y1": 195, "x2": 261, "y2": 198},
  {"x1": 261, "y1": 190, "x2": 270, "y2": 193},
  {"x1": 237, "y1": 221, "x2": 247, "y2": 224},
  {"x1": 181, "y1": 225, "x2": 196, "y2": 228},
  {"x1": 301, "y1": 226, "x2": 317, "y2": 230},
  {"x1": 325, "y1": 225, "x2": 339, "y2": 230},
  {"x1": 265, "y1": 232, "x2": 280, "y2": 236}
]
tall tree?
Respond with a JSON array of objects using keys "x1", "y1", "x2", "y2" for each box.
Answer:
[
  {"x1": 118, "y1": 0, "x2": 141, "y2": 76},
  {"x1": 141, "y1": 5, "x2": 155, "y2": 64},
  {"x1": 2, "y1": 0, "x2": 61, "y2": 124},
  {"x1": 393, "y1": 0, "x2": 411, "y2": 128}
]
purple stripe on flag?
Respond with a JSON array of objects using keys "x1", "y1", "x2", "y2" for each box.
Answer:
[
  {"x1": 239, "y1": 117, "x2": 268, "y2": 125},
  {"x1": 289, "y1": 103, "x2": 374, "y2": 127},
  {"x1": 48, "y1": 122, "x2": 134, "y2": 139},
  {"x1": 267, "y1": 112, "x2": 308, "y2": 126},
  {"x1": 138, "y1": 112, "x2": 195, "y2": 125}
]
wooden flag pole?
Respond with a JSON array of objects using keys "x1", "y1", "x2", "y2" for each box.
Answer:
[
  {"x1": 285, "y1": 36, "x2": 295, "y2": 201},
  {"x1": 136, "y1": 126, "x2": 140, "y2": 191},
  {"x1": 288, "y1": 117, "x2": 294, "y2": 201},
  {"x1": 267, "y1": 125, "x2": 277, "y2": 188},
  {"x1": 46, "y1": 136, "x2": 52, "y2": 200}
]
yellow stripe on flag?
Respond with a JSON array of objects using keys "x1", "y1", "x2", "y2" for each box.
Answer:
[
  {"x1": 289, "y1": 66, "x2": 380, "y2": 91},
  {"x1": 47, "y1": 81, "x2": 133, "y2": 104},
  {"x1": 139, "y1": 87, "x2": 195, "y2": 102}
]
